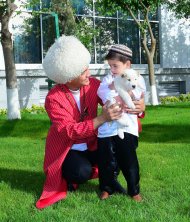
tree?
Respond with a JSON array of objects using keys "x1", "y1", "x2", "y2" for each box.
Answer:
[
  {"x1": 33, "y1": 0, "x2": 97, "y2": 56},
  {"x1": 0, "y1": 0, "x2": 95, "y2": 120},
  {"x1": 51, "y1": 0, "x2": 76, "y2": 35},
  {"x1": 0, "y1": 0, "x2": 21, "y2": 119},
  {"x1": 96, "y1": 0, "x2": 164, "y2": 105},
  {"x1": 165, "y1": 0, "x2": 190, "y2": 29},
  {"x1": 166, "y1": 0, "x2": 190, "y2": 19},
  {"x1": 50, "y1": 0, "x2": 98, "y2": 54}
]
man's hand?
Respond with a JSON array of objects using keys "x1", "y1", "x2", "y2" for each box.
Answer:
[
  {"x1": 93, "y1": 101, "x2": 122, "y2": 129},
  {"x1": 102, "y1": 101, "x2": 122, "y2": 122}
]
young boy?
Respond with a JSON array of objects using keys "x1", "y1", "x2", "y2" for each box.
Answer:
[{"x1": 97, "y1": 44, "x2": 146, "y2": 201}]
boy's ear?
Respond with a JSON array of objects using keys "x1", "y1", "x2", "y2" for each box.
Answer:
[{"x1": 126, "y1": 60, "x2": 131, "y2": 67}]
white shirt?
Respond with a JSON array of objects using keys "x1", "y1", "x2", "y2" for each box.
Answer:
[
  {"x1": 97, "y1": 72, "x2": 146, "y2": 138},
  {"x1": 69, "y1": 89, "x2": 87, "y2": 151}
]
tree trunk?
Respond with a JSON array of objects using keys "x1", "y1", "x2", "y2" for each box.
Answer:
[
  {"x1": 142, "y1": 31, "x2": 159, "y2": 105},
  {"x1": 126, "y1": 4, "x2": 159, "y2": 106},
  {"x1": 147, "y1": 55, "x2": 159, "y2": 105},
  {"x1": 1, "y1": 13, "x2": 21, "y2": 119}
]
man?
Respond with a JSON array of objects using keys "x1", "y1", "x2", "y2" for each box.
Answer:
[{"x1": 36, "y1": 35, "x2": 145, "y2": 209}]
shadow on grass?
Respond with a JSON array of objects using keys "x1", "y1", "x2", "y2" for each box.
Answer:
[
  {"x1": 0, "y1": 118, "x2": 49, "y2": 139},
  {"x1": 0, "y1": 167, "x2": 45, "y2": 196},
  {"x1": 0, "y1": 167, "x2": 100, "y2": 197},
  {"x1": 78, "y1": 180, "x2": 99, "y2": 194},
  {"x1": 140, "y1": 123, "x2": 190, "y2": 143}
]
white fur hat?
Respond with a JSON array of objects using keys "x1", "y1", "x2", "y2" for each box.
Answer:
[{"x1": 43, "y1": 35, "x2": 91, "y2": 84}]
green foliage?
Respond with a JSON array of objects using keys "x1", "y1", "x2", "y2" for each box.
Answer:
[
  {"x1": 21, "y1": 104, "x2": 46, "y2": 114},
  {"x1": 95, "y1": 0, "x2": 162, "y2": 60},
  {"x1": 25, "y1": 0, "x2": 41, "y2": 10},
  {"x1": 166, "y1": 0, "x2": 190, "y2": 18},
  {"x1": 75, "y1": 17, "x2": 98, "y2": 53},
  {"x1": 96, "y1": 0, "x2": 163, "y2": 16},
  {"x1": 34, "y1": 0, "x2": 98, "y2": 53},
  {"x1": 51, "y1": 0, "x2": 76, "y2": 35},
  {"x1": 0, "y1": 108, "x2": 7, "y2": 115},
  {"x1": 178, "y1": 93, "x2": 190, "y2": 101},
  {"x1": 160, "y1": 93, "x2": 190, "y2": 104},
  {"x1": 0, "y1": 0, "x2": 7, "y2": 18},
  {"x1": 160, "y1": 96, "x2": 180, "y2": 104},
  {"x1": 0, "y1": 105, "x2": 46, "y2": 116}
]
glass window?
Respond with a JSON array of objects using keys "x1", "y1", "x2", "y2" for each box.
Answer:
[
  {"x1": 41, "y1": 0, "x2": 51, "y2": 9},
  {"x1": 75, "y1": 16, "x2": 95, "y2": 61},
  {"x1": 118, "y1": 19, "x2": 140, "y2": 64},
  {"x1": 13, "y1": 13, "x2": 41, "y2": 63},
  {"x1": 140, "y1": 22, "x2": 160, "y2": 64},
  {"x1": 76, "y1": 1, "x2": 160, "y2": 64},
  {"x1": 95, "y1": 17, "x2": 117, "y2": 63},
  {"x1": 71, "y1": 0, "x2": 93, "y2": 15},
  {"x1": 13, "y1": 11, "x2": 59, "y2": 64},
  {"x1": 152, "y1": 22, "x2": 160, "y2": 64},
  {"x1": 42, "y1": 13, "x2": 59, "y2": 58},
  {"x1": 12, "y1": 0, "x2": 160, "y2": 65},
  {"x1": 140, "y1": 9, "x2": 159, "y2": 21}
]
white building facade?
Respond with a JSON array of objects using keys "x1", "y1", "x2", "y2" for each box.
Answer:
[{"x1": 0, "y1": 3, "x2": 190, "y2": 108}]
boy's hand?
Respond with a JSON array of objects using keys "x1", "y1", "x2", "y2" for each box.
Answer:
[{"x1": 125, "y1": 93, "x2": 145, "y2": 114}]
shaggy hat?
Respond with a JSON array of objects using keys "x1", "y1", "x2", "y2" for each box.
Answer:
[
  {"x1": 43, "y1": 35, "x2": 91, "y2": 84},
  {"x1": 109, "y1": 44, "x2": 132, "y2": 59}
]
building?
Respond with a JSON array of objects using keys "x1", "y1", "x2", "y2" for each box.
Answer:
[{"x1": 0, "y1": 1, "x2": 190, "y2": 108}]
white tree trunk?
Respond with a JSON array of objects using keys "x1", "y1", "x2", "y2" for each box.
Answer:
[
  {"x1": 150, "y1": 84, "x2": 159, "y2": 105},
  {"x1": 7, "y1": 88, "x2": 21, "y2": 119},
  {"x1": 1, "y1": 1, "x2": 21, "y2": 120}
]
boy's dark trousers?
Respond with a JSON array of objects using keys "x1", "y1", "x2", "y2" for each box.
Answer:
[{"x1": 97, "y1": 133, "x2": 140, "y2": 196}]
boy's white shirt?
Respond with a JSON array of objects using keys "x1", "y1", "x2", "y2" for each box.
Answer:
[{"x1": 97, "y1": 72, "x2": 146, "y2": 138}]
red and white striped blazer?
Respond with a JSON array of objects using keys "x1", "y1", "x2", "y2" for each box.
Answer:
[{"x1": 36, "y1": 77, "x2": 101, "y2": 209}]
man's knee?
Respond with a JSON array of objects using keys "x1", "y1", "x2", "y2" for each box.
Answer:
[
  {"x1": 76, "y1": 164, "x2": 92, "y2": 184},
  {"x1": 62, "y1": 150, "x2": 94, "y2": 184},
  {"x1": 63, "y1": 163, "x2": 92, "y2": 184}
]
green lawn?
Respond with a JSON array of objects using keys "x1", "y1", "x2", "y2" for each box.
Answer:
[{"x1": 0, "y1": 103, "x2": 190, "y2": 222}]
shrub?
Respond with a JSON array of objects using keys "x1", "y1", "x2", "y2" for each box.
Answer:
[
  {"x1": 21, "y1": 105, "x2": 46, "y2": 114},
  {"x1": 0, "y1": 105, "x2": 46, "y2": 116},
  {"x1": 160, "y1": 93, "x2": 190, "y2": 104},
  {"x1": 0, "y1": 109, "x2": 7, "y2": 115}
]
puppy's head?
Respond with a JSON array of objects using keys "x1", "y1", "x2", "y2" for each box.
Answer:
[{"x1": 121, "y1": 69, "x2": 140, "y2": 89}]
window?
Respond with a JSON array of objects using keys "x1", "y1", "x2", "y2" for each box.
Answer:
[
  {"x1": 159, "y1": 81, "x2": 186, "y2": 96},
  {"x1": 72, "y1": 0, "x2": 160, "y2": 64},
  {"x1": 12, "y1": 0, "x2": 160, "y2": 65},
  {"x1": 13, "y1": 12, "x2": 42, "y2": 63},
  {"x1": 12, "y1": 0, "x2": 59, "y2": 64}
]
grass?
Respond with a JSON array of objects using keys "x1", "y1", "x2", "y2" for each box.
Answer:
[{"x1": 0, "y1": 103, "x2": 190, "y2": 222}]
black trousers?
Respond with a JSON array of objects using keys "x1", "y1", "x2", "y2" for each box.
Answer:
[
  {"x1": 62, "y1": 149, "x2": 98, "y2": 184},
  {"x1": 98, "y1": 133, "x2": 140, "y2": 196}
]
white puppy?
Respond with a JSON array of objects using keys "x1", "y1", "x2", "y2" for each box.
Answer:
[{"x1": 107, "y1": 68, "x2": 144, "y2": 139}]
